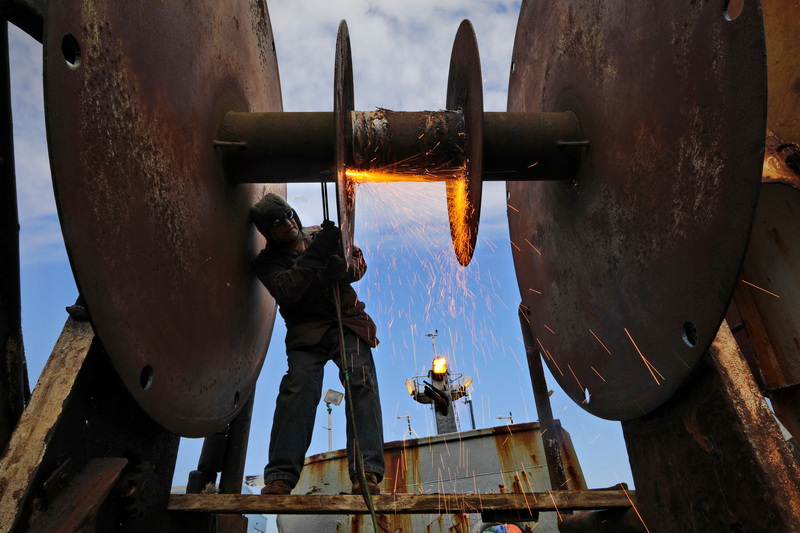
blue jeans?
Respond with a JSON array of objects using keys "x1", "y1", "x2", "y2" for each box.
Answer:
[{"x1": 263, "y1": 327, "x2": 384, "y2": 487}]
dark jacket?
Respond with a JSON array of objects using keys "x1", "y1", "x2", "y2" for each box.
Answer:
[{"x1": 255, "y1": 226, "x2": 378, "y2": 350}]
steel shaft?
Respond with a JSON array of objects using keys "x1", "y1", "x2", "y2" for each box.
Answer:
[{"x1": 218, "y1": 110, "x2": 583, "y2": 184}]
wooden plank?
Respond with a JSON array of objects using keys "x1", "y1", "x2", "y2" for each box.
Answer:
[
  {"x1": 168, "y1": 490, "x2": 634, "y2": 515},
  {"x1": 0, "y1": 319, "x2": 94, "y2": 533},
  {"x1": 28, "y1": 457, "x2": 128, "y2": 533}
]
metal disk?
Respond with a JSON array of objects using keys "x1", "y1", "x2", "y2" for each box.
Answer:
[
  {"x1": 445, "y1": 20, "x2": 483, "y2": 267},
  {"x1": 44, "y1": 1, "x2": 283, "y2": 436},
  {"x1": 507, "y1": 1, "x2": 767, "y2": 420},
  {"x1": 334, "y1": 20, "x2": 356, "y2": 264}
]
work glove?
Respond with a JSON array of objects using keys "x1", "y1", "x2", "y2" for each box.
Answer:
[
  {"x1": 297, "y1": 221, "x2": 341, "y2": 270},
  {"x1": 318, "y1": 255, "x2": 347, "y2": 284}
]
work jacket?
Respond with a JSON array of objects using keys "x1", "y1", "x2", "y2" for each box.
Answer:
[{"x1": 254, "y1": 226, "x2": 378, "y2": 350}]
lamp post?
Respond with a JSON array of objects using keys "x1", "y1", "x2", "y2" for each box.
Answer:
[{"x1": 323, "y1": 389, "x2": 344, "y2": 452}]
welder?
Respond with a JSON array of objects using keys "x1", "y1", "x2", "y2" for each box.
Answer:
[{"x1": 250, "y1": 193, "x2": 384, "y2": 496}]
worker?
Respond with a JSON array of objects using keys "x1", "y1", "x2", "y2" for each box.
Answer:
[{"x1": 250, "y1": 193, "x2": 385, "y2": 496}]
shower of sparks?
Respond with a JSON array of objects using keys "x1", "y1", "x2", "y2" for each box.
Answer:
[
  {"x1": 544, "y1": 324, "x2": 555, "y2": 334},
  {"x1": 740, "y1": 279, "x2": 781, "y2": 298},
  {"x1": 341, "y1": 167, "x2": 538, "y2": 443},
  {"x1": 624, "y1": 327, "x2": 665, "y2": 385},
  {"x1": 589, "y1": 329, "x2": 612, "y2": 355},
  {"x1": 507, "y1": 203, "x2": 519, "y2": 212},
  {"x1": 528, "y1": 288, "x2": 541, "y2": 294}
]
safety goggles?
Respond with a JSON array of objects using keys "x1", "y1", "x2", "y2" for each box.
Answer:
[{"x1": 271, "y1": 209, "x2": 295, "y2": 228}]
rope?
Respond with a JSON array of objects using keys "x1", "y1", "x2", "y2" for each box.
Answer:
[{"x1": 321, "y1": 180, "x2": 381, "y2": 533}]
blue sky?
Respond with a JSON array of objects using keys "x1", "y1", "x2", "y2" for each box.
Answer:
[{"x1": 8, "y1": 1, "x2": 632, "y2": 490}]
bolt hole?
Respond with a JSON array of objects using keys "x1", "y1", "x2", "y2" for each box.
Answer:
[
  {"x1": 62, "y1": 34, "x2": 81, "y2": 67},
  {"x1": 682, "y1": 322, "x2": 698, "y2": 347},
  {"x1": 510, "y1": 61, "x2": 516, "y2": 74},
  {"x1": 723, "y1": 0, "x2": 744, "y2": 21},
  {"x1": 234, "y1": 391, "x2": 240, "y2": 408},
  {"x1": 139, "y1": 365, "x2": 153, "y2": 390},
  {"x1": 583, "y1": 387, "x2": 590, "y2": 404}
]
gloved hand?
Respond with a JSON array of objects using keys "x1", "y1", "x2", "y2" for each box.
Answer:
[
  {"x1": 319, "y1": 255, "x2": 347, "y2": 284},
  {"x1": 297, "y1": 221, "x2": 341, "y2": 270}
]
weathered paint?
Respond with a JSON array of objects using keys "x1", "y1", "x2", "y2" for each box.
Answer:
[
  {"x1": 277, "y1": 422, "x2": 585, "y2": 532},
  {"x1": 507, "y1": 0, "x2": 767, "y2": 420},
  {"x1": 730, "y1": 132, "x2": 800, "y2": 440},
  {"x1": 763, "y1": 0, "x2": 800, "y2": 142},
  {"x1": 43, "y1": 0, "x2": 284, "y2": 436}
]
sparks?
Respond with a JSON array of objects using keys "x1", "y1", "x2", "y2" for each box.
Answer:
[
  {"x1": 740, "y1": 279, "x2": 781, "y2": 298},
  {"x1": 589, "y1": 329, "x2": 613, "y2": 355},
  {"x1": 523, "y1": 238, "x2": 542, "y2": 255},
  {"x1": 624, "y1": 327, "x2": 665, "y2": 384}
]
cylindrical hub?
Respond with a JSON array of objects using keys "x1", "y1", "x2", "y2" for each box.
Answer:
[
  {"x1": 349, "y1": 109, "x2": 466, "y2": 182},
  {"x1": 218, "y1": 110, "x2": 582, "y2": 184}
]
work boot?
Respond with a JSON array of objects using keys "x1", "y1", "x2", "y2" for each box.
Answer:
[
  {"x1": 261, "y1": 479, "x2": 292, "y2": 495},
  {"x1": 351, "y1": 472, "x2": 380, "y2": 495}
]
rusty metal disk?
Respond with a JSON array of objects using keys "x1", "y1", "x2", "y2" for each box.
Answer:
[
  {"x1": 334, "y1": 20, "x2": 356, "y2": 264},
  {"x1": 44, "y1": 0, "x2": 283, "y2": 436},
  {"x1": 445, "y1": 19, "x2": 483, "y2": 267},
  {"x1": 507, "y1": 1, "x2": 767, "y2": 419}
]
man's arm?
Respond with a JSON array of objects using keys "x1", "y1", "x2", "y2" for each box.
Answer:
[{"x1": 346, "y1": 246, "x2": 367, "y2": 283}]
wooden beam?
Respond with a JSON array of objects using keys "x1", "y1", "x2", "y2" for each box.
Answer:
[
  {"x1": 0, "y1": 318, "x2": 94, "y2": 533},
  {"x1": 168, "y1": 490, "x2": 635, "y2": 515},
  {"x1": 622, "y1": 321, "x2": 800, "y2": 531}
]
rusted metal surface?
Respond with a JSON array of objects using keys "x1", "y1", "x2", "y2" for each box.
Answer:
[
  {"x1": 507, "y1": 0, "x2": 767, "y2": 420},
  {"x1": 334, "y1": 20, "x2": 356, "y2": 265},
  {"x1": 43, "y1": 0, "x2": 283, "y2": 436},
  {"x1": 622, "y1": 321, "x2": 800, "y2": 531},
  {"x1": 350, "y1": 109, "x2": 466, "y2": 177},
  {"x1": 219, "y1": 111, "x2": 335, "y2": 184},
  {"x1": 0, "y1": 20, "x2": 28, "y2": 454},
  {"x1": 764, "y1": 0, "x2": 800, "y2": 142},
  {"x1": 445, "y1": 19, "x2": 483, "y2": 266},
  {"x1": 763, "y1": 130, "x2": 800, "y2": 189},
  {"x1": 276, "y1": 422, "x2": 586, "y2": 532},
  {"x1": 730, "y1": 151, "x2": 800, "y2": 439},
  {"x1": 484, "y1": 111, "x2": 582, "y2": 181},
  {"x1": 220, "y1": 110, "x2": 579, "y2": 184},
  {"x1": 558, "y1": 507, "x2": 646, "y2": 533},
  {"x1": 219, "y1": 391, "x2": 255, "y2": 495}
]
